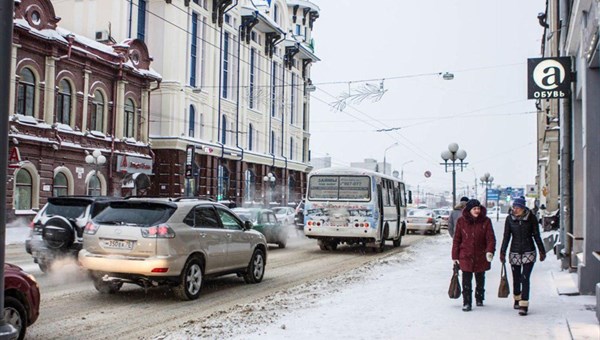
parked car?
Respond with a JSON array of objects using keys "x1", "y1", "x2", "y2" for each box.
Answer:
[
  {"x1": 433, "y1": 208, "x2": 451, "y2": 229},
  {"x1": 232, "y1": 208, "x2": 288, "y2": 248},
  {"x1": 25, "y1": 196, "x2": 116, "y2": 272},
  {"x1": 272, "y1": 206, "x2": 296, "y2": 226},
  {"x1": 4, "y1": 263, "x2": 40, "y2": 340},
  {"x1": 406, "y1": 209, "x2": 440, "y2": 235},
  {"x1": 78, "y1": 198, "x2": 268, "y2": 300}
]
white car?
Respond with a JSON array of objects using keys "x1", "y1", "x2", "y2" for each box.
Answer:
[{"x1": 272, "y1": 207, "x2": 296, "y2": 226}]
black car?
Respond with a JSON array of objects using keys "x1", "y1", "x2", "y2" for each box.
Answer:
[{"x1": 25, "y1": 196, "x2": 116, "y2": 272}]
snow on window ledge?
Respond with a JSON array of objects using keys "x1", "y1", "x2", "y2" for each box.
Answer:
[{"x1": 15, "y1": 209, "x2": 38, "y2": 216}]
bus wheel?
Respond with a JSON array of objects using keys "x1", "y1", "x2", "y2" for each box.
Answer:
[
  {"x1": 326, "y1": 242, "x2": 338, "y2": 251},
  {"x1": 393, "y1": 235, "x2": 402, "y2": 247},
  {"x1": 318, "y1": 240, "x2": 327, "y2": 251}
]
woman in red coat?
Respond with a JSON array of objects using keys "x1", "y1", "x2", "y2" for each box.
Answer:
[{"x1": 451, "y1": 199, "x2": 496, "y2": 311}]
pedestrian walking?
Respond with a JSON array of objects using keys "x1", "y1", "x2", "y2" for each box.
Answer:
[
  {"x1": 451, "y1": 199, "x2": 496, "y2": 311},
  {"x1": 500, "y1": 197, "x2": 546, "y2": 316},
  {"x1": 448, "y1": 196, "x2": 469, "y2": 238}
]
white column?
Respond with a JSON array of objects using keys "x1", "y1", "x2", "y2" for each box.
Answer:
[
  {"x1": 81, "y1": 69, "x2": 91, "y2": 131},
  {"x1": 9, "y1": 44, "x2": 18, "y2": 115},
  {"x1": 44, "y1": 56, "x2": 57, "y2": 125},
  {"x1": 114, "y1": 80, "x2": 126, "y2": 139}
]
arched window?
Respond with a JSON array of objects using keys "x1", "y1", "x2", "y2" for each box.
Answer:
[
  {"x1": 244, "y1": 169, "x2": 255, "y2": 202},
  {"x1": 189, "y1": 105, "x2": 196, "y2": 137},
  {"x1": 17, "y1": 68, "x2": 35, "y2": 117},
  {"x1": 87, "y1": 175, "x2": 101, "y2": 196},
  {"x1": 124, "y1": 98, "x2": 135, "y2": 138},
  {"x1": 53, "y1": 172, "x2": 68, "y2": 197},
  {"x1": 56, "y1": 79, "x2": 72, "y2": 124},
  {"x1": 221, "y1": 115, "x2": 227, "y2": 144},
  {"x1": 91, "y1": 90, "x2": 105, "y2": 132},
  {"x1": 217, "y1": 165, "x2": 229, "y2": 201},
  {"x1": 248, "y1": 124, "x2": 254, "y2": 151},
  {"x1": 15, "y1": 169, "x2": 33, "y2": 210}
]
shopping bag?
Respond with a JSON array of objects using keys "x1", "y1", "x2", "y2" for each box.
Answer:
[
  {"x1": 448, "y1": 263, "x2": 461, "y2": 299},
  {"x1": 498, "y1": 263, "x2": 510, "y2": 298}
]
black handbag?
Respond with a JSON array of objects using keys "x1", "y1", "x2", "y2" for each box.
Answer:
[
  {"x1": 448, "y1": 263, "x2": 461, "y2": 299},
  {"x1": 498, "y1": 263, "x2": 510, "y2": 298}
]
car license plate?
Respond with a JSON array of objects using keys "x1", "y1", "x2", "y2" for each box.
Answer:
[{"x1": 101, "y1": 239, "x2": 134, "y2": 250}]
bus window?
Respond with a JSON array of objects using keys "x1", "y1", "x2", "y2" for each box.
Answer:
[{"x1": 399, "y1": 183, "x2": 406, "y2": 206}]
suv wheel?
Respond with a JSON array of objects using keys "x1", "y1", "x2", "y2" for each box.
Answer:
[
  {"x1": 93, "y1": 278, "x2": 123, "y2": 294},
  {"x1": 38, "y1": 261, "x2": 50, "y2": 273},
  {"x1": 174, "y1": 257, "x2": 203, "y2": 301},
  {"x1": 243, "y1": 249, "x2": 265, "y2": 284},
  {"x1": 4, "y1": 296, "x2": 27, "y2": 340}
]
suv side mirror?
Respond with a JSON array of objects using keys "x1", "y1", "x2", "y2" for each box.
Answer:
[
  {"x1": 244, "y1": 220, "x2": 253, "y2": 230},
  {"x1": 407, "y1": 191, "x2": 413, "y2": 204}
]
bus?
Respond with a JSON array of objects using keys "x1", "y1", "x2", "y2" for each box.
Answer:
[{"x1": 303, "y1": 167, "x2": 411, "y2": 252}]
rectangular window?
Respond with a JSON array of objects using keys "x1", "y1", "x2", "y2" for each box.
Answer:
[
  {"x1": 200, "y1": 17, "x2": 207, "y2": 87},
  {"x1": 295, "y1": 24, "x2": 301, "y2": 36},
  {"x1": 222, "y1": 32, "x2": 230, "y2": 98},
  {"x1": 249, "y1": 48, "x2": 256, "y2": 109},
  {"x1": 271, "y1": 61, "x2": 277, "y2": 117},
  {"x1": 190, "y1": 12, "x2": 198, "y2": 87},
  {"x1": 137, "y1": 0, "x2": 147, "y2": 41},
  {"x1": 290, "y1": 74, "x2": 295, "y2": 124}
]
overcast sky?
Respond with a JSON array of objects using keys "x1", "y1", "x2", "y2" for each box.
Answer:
[{"x1": 309, "y1": 0, "x2": 545, "y2": 196}]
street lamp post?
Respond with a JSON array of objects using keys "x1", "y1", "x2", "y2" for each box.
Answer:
[
  {"x1": 480, "y1": 172, "x2": 494, "y2": 208},
  {"x1": 382, "y1": 142, "x2": 399, "y2": 175},
  {"x1": 400, "y1": 160, "x2": 414, "y2": 182},
  {"x1": 85, "y1": 149, "x2": 107, "y2": 196},
  {"x1": 440, "y1": 143, "x2": 468, "y2": 208},
  {"x1": 263, "y1": 172, "x2": 276, "y2": 206}
]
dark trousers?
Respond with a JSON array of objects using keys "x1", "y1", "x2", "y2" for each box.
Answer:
[
  {"x1": 511, "y1": 262, "x2": 534, "y2": 301},
  {"x1": 461, "y1": 271, "x2": 485, "y2": 304}
]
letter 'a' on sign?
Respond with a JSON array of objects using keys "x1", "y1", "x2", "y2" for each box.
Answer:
[{"x1": 527, "y1": 57, "x2": 572, "y2": 99}]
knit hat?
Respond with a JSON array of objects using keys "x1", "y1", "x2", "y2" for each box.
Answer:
[
  {"x1": 464, "y1": 199, "x2": 481, "y2": 212},
  {"x1": 512, "y1": 197, "x2": 526, "y2": 209},
  {"x1": 460, "y1": 196, "x2": 469, "y2": 203}
]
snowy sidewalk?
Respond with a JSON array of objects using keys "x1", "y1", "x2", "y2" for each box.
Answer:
[{"x1": 159, "y1": 221, "x2": 598, "y2": 340}]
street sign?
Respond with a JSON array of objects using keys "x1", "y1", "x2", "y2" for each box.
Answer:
[
  {"x1": 185, "y1": 145, "x2": 195, "y2": 178},
  {"x1": 486, "y1": 189, "x2": 500, "y2": 201}
]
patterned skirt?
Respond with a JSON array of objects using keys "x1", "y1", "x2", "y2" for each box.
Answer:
[{"x1": 509, "y1": 251, "x2": 536, "y2": 265}]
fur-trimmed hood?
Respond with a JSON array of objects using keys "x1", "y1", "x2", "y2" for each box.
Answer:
[{"x1": 461, "y1": 204, "x2": 488, "y2": 223}]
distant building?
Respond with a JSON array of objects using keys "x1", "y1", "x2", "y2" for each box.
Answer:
[
  {"x1": 310, "y1": 156, "x2": 331, "y2": 170},
  {"x1": 351, "y1": 158, "x2": 379, "y2": 172}
]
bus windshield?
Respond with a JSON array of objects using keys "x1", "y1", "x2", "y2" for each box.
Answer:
[{"x1": 308, "y1": 175, "x2": 371, "y2": 201}]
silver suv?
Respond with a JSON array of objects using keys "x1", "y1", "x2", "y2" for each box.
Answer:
[{"x1": 78, "y1": 198, "x2": 268, "y2": 300}]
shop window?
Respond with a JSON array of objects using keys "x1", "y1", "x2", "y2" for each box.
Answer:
[
  {"x1": 15, "y1": 169, "x2": 32, "y2": 210},
  {"x1": 53, "y1": 172, "x2": 68, "y2": 197},
  {"x1": 87, "y1": 175, "x2": 101, "y2": 196}
]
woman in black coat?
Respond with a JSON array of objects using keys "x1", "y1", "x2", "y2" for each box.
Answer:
[{"x1": 500, "y1": 197, "x2": 546, "y2": 316}]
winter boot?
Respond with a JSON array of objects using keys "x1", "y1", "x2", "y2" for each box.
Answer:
[
  {"x1": 518, "y1": 300, "x2": 529, "y2": 316},
  {"x1": 462, "y1": 293, "x2": 472, "y2": 312},
  {"x1": 475, "y1": 289, "x2": 484, "y2": 307},
  {"x1": 513, "y1": 294, "x2": 521, "y2": 310}
]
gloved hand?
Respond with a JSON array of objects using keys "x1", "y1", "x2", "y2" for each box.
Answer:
[
  {"x1": 486, "y1": 252, "x2": 493, "y2": 262},
  {"x1": 453, "y1": 259, "x2": 459, "y2": 265},
  {"x1": 500, "y1": 252, "x2": 506, "y2": 263},
  {"x1": 539, "y1": 251, "x2": 546, "y2": 262}
]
